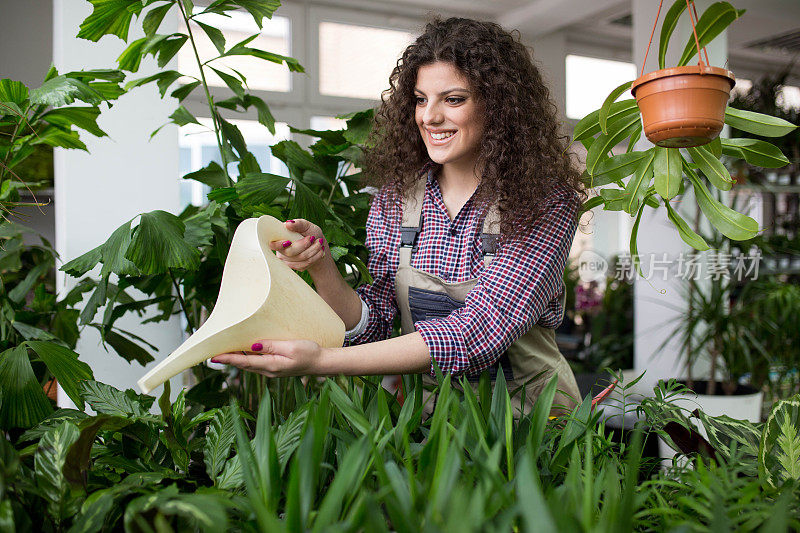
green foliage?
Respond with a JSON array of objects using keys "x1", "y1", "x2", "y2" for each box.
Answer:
[
  {"x1": 760, "y1": 395, "x2": 800, "y2": 489},
  {"x1": 0, "y1": 226, "x2": 97, "y2": 431},
  {"x1": 676, "y1": 2, "x2": 745, "y2": 67},
  {"x1": 203, "y1": 407, "x2": 235, "y2": 482},
  {"x1": 0, "y1": 68, "x2": 131, "y2": 431},
  {"x1": 727, "y1": 64, "x2": 800, "y2": 170},
  {"x1": 2, "y1": 375, "x2": 799, "y2": 531},
  {"x1": 55, "y1": 0, "x2": 378, "y2": 410},
  {"x1": 0, "y1": 346, "x2": 53, "y2": 430},
  {"x1": 1, "y1": 68, "x2": 124, "y2": 215},
  {"x1": 34, "y1": 420, "x2": 81, "y2": 524}
]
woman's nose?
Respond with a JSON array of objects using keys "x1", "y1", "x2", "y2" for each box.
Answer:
[{"x1": 423, "y1": 101, "x2": 444, "y2": 125}]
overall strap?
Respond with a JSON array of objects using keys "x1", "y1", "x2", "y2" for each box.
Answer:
[
  {"x1": 399, "y1": 171, "x2": 502, "y2": 268},
  {"x1": 480, "y1": 205, "x2": 501, "y2": 268},
  {"x1": 399, "y1": 176, "x2": 427, "y2": 267}
]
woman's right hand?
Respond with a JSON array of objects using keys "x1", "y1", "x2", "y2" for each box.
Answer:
[{"x1": 268, "y1": 219, "x2": 327, "y2": 272}]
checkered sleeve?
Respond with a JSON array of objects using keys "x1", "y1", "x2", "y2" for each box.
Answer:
[
  {"x1": 342, "y1": 187, "x2": 399, "y2": 346},
  {"x1": 414, "y1": 189, "x2": 579, "y2": 377}
]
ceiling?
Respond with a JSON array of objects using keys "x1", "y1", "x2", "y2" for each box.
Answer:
[{"x1": 310, "y1": 0, "x2": 800, "y2": 83}]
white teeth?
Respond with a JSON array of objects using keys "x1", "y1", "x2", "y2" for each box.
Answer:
[{"x1": 431, "y1": 131, "x2": 455, "y2": 140}]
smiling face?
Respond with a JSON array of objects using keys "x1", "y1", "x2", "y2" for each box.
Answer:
[{"x1": 414, "y1": 61, "x2": 484, "y2": 175}]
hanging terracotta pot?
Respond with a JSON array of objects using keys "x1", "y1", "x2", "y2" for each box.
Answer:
[
  {"x1": 43, "y1": 378, "x2": 58, "y2": 402},
  {"x1": 631, "y1": 0, "x2": 735, "y2": 148},
  {"x1": 631, "y1": 64, "x2": 735, "y2": 148}
]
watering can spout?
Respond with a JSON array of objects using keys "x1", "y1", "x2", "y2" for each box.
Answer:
[{"x1": 137, "y1": 216, "x2": 345, "y2": 394}]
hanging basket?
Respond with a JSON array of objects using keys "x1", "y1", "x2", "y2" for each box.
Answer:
[
  {"x1": 631, "y1": 0, "x2": 735, "y2": 148},
  {"x1": 631, "y1": 64, "x2": 735, "y2": 148}
]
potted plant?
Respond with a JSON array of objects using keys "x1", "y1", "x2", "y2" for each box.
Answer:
[
  {"x1": 576, "y1": 0, "x2": 797, "y2": 271},
  {"x1": 650, "y1": 196, "x2": 800, "y2": 458},
  {"x1": 62, "y1": 0, "x2": 376, "y2": 415},
  {"x1": 631, "y1": 0, "x2": 738, "y2": 148},
  {"x1": 0, "y1": 71, "x2": 130, "y2": 431},
  {"x1": 740, "y1": 278, "x2": 800, "y2": 407}
]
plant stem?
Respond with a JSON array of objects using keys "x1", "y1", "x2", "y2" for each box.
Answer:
[
  {"x1": 168, "y1": 268, "x2": 196, "y2": 334},
  {"x1": 327, "y1": 162, "x2": 351, "y2": 205},
  {"x1": 177, "y1": 0, "x2": 233, "y2": 187},
  {"x1": 0, "y1": 105, "x2": 29, "y2": 183},
  {"x1": 708, "y1": 346, "x2": 718, "y2": 396}
]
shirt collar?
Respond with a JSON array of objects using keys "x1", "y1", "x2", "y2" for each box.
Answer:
[{"x1": 426, "y1": 166, "x2": 491, "y2": 211}]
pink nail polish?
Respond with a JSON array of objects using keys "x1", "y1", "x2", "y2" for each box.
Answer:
[
  {"x1": 320, "y1": 238, "x2": 325, "y2": 247},
  {"x1": 310, "y1": 236, "x2": 316, "y2": 244},
  {"x1": 251, "y1": 342, "x2": 263, "y2": 351},
  {"x1": 282, "y1": 240, "x2": 291, "y2": 248},
  {"x1": 287, "y1": 219, "x2": 294, "y2": 223},
  {"x1": 211, "y1": 357, "x2": 220, "y2": 363}
]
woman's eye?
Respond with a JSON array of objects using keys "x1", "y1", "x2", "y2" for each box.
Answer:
[
  {"x1": 415, "y1": 96, "x2": 425, "y2": 105},
  {"x1": 446, "y1": 97, "x2": 465, "y2": 104}
]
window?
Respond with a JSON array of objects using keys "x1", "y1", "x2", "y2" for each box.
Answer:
[
  {"x1": 310, "y1": 115, "x2": 346, "y2": 131},
  {"x1": 318, "y1": 22, "x2": 414, "y2": 100},
  {"x1": 179, "y1": 118, "x2": 290, "y2": 207},
  {"x1": 777, "y1": 85, "x2": 800, "y2": 111},
  {"x1": 565, "y1": 55, "x2": 637, "y2": 120},
  {"x1": 730, "y1": 78, "x2": 753, "y2": 100},
  {"x1": 178, "y1": 11, "x2": 291, "y2": 93}
]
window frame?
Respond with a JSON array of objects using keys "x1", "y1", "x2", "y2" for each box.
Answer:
[
  {"x1": 181, "y1": 2, "x2": 306, "y2": 119},
  {"x1": 306, "y1": 5, "x2": 421, "y2": 112}
]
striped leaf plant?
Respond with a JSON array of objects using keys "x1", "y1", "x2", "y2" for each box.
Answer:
[{"x1": 642, "y1": 379, "x2": 800, "y2": 491}]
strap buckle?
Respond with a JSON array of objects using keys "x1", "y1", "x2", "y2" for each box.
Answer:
[
  {"x1": 400, "y1": 227, "x2": 419, "y2": 248},
  {"x1": 481, "y1": 234, "x2": 498, "y2": 256}
]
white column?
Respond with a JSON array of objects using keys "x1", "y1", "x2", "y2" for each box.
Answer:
[
  {"x1": 632, "y1": 0, "x2": 727, "y2": 388},
  {"x1": 53, "y1": 0, "x2": 183, "y2": 403}
]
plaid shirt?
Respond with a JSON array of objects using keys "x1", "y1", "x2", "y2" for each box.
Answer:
[{"x1": 343, "y1": 169, "x2": 579, "y2": 378}]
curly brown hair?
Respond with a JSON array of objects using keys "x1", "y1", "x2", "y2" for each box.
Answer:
[{"x1": 362, "y1": 16, "x2": 586, "y2": 246}]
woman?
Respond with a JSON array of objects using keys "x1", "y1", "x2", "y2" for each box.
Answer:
[{"x1": 212, "y1": 17, "x2": 586, "y2": 416}]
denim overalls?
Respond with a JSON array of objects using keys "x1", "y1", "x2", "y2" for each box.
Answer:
[{"x1": 394, "y1": 174, "x2": 580, "y2": 418}]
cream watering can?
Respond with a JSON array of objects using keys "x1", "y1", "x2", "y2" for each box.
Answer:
[{"x1": 137, "y1": 215, "x2": 345, "y2": 394}]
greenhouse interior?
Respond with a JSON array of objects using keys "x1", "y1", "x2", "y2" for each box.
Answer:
[{"x1": 1, "y1": 0, "x2": 799, "y2": 530}]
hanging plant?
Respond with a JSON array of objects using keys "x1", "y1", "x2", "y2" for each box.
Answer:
[
  {"x1": 576, "y1": 0, "x2": 798, "y2": 274},
  {"x1": 632, "y1": 0, "x2": 737, "y2": 148}
]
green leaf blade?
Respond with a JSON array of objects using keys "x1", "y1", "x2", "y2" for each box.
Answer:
[
  {"x1": 77, "y1": 0, "x2": 144, "y2": 42},
  {"x1": 205, "y1": 407, "x2": 236, "y2": 482},
  {"x1": 624, "y1": 149, "x2": 655, "y2": 214},
  {"x1": 126, "y1": 210, "x2": 201, "y2": 274},
  {"x1": 659, "y1": 0, "x2": 688, "y2": 69},
  {"x1": 687, "y1": 145, "x2": 733, "y2": 191},
  {"x1": 585, "y1": 113, "x2": 641, "y2": 176},
  {"x1": 684, "y1": 160, "x2": 758, "y2": 241},
  {"x1": 721, "y1": 138, "x2": 791, "y2": 168},
  {"x1": 678, "y1": 2, "x2": 744, "y2": 67},
  {"x1": 725, "y1": 106, "x2": 798, "y2": 137},
  {"x1": 573, "y1": 99, "x2": 638, "y2": 143},
  {"x1": 0, "y1": 346, "x2": 53, "y2": 430},
  {"x1": 664, "y1": 201, "x2": 709, "y2": 251},
  {"x1": 654, "y1": 146, "x2": 682, "y2": 200},
  {"x1": 599, "y1": 80, "x2": 633, "y2": 134},
  {"x1": 25, "y1": 342, "x2": 93, "y2": 411}
]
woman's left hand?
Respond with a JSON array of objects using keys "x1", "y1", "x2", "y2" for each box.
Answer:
[{"x1": 211, "y1": 339, "x2": 324, "y2": 377}]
